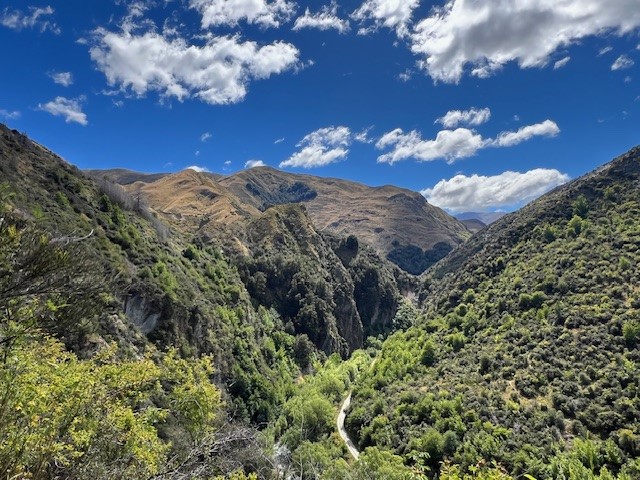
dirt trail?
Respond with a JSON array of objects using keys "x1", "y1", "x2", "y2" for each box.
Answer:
[{"x1": 337, "y1": 393, "x2": 360, "y2": 460}]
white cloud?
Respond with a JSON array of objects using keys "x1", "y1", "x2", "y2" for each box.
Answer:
[
  {"x1": 421, "y1": 169, "x2": 570, "y2": 212},
  {"x1": 437, "y1": 107, "x2": 491, "y2": 128},
  {"x1": 90, "y1": 29, "x2": 299, "y2": 105},
  {"x1": 377, "y1": 120, "x2": 560, "y2": 164},
  {"x1": 354, "y1": 126, "x2": 374, "y2": 143},
  {"x1": 553, "y1": 56, "x2": 571, "y2": 69},
  {"x1": 612, "y1": 54, "x2": 635, "y2": 70},
  {"x1": 1, "y1": 5, "x2": 59, "y2": 34},
  {"x1": 410, "y1": 0, "x2": 640, "y2": 83},
  {"x1": 398, "y1": 69, "x2": 412, "y2": 82},
  {"x1": 490, "y1": 120, "x2": 560, "y2": 147},
  {"x1": 186, "y1": 165, "x2": 210, "y2": 172},
  {"x1": 0, "y1": 109, "x2": 20, "y2": 120},
  {"x1": 280, "y1": 126, "x2": 351, "y2": 168},
  {"x1": 293, "y1": 2, "x2": 350, "y2": 34},
  {"x1": 245, "y1": 159, "x2": 266, "y2": 168},
  {"x1": 38, "y1": 96, "x2": 88, "y2": 125},
  {"x1": 49, "y1": 71, "x2": 74, "y2": 87},
  {"x1": 377, "y1": 127, "x2": 485, "y2": 164},
  {"x1": 190, "y1": 0, "x2": 296, "y2": 29},
  {"x1": 274, "y1": 137, "x2": 285, "y2": 144},
  {"x1": 352, "y1": 0, "x2": 420, "y2": 37},
  {"x1": 598, "y1": 46, "x2": 613, "y2": 56},
  {"x1": 201, "y1": 132, "x2": 212, "y2": 142},
  {"x1": 195, "y1": 150, "x2": 201, "y2": 156}
]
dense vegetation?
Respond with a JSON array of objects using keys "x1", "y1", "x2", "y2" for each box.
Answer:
[
  {"x1": 236, "y1": 205, "x2": 408, "y2": 357},
  {"x1": 0, "y1": 191, "x2": 272, "y2": 479},
  {"x1": 0, "y1": 126, "x2": 307, "y2": 426},
  {"x1": 387, "y1": 241, "x2": 454, "y2": 276},
  {"x1": 2, "y1": 123, "x2": 640, "y2": 479},
  {"x1": 347, "y1": 148, "x2": 640, "y2": 478}
]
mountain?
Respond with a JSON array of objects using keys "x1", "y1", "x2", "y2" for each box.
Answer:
[
  {"x1": 220, "y1": 167, "x2": 470, "y2": 275},
  {"x1": 0, "y1": 124, "x2": 306, "y2": 424},
  {"x1": 0, "y1": 122, "x2": 407, "y2": 409},
  {"x1": 455, "y1": 211, "x2": 507, "y2": 224},
  {"x1": 95, "y1": 166, "x2": 470, "y2": 274},
  {"x1": 86, "y1": 167, "x2": 169, "y2": 185},
  {"x1": 459, "y1": 218, "x2": 486, "y2": 233},
  {"x1": 346, "y1": 146, "x2": 640, "y2": 478}
]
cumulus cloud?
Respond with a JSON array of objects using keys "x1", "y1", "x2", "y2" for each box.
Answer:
[
  {"x1": 49, "y1": 71, "x2": 73, "y2": 87},
  {"x1": 186, "y1": 165, "x2": 210, "y2": 172},
  {"x1": 352, "y1": 0, "x2": 419, "y2": 37},
  {"x1": 190, "y1": 0, "x2": 296, "y2": 29},
  {"x1": 245, "y1": 159, "x2": 266, "y2": 168},
  {"x1": 410, "y1": 0, "x2": 640, "y2": 83},
  {"x1": 376, "y1": 120, "x2": 560, "y2": 164},
  {"x1": 612, "y1": 54, "x2": 635, "y2": 70},
  {"x1": 377, "y1": 128, "x2": 485, "y2": 164},
  {"x1": 201, "y1": 132, "x2": 212, "y2": 142},
  {"x1": 1, "y1": 5, "x2": 59, "y2": 34},
  {"x1": 0, "y1": 109, "x2": 20, "y2": 120},
  {"x1": 437, "y1": 107, "x2": 491, "y2": 128},
  {"x1": 293, "y1": 2, "x2": 350, "y2": 34},
  {"x1": 38, "y1": 96, "x2": 88, "y2": 125},
  {"x1": 280, "y1": 126, "x2": 353, "y2": 168},
  {"x1": 553, "y1": 56, "x2": 571, "y2": 69},
  {"x1": 421, "y1": 169, "x2": 570, "y2": 212},
  {"x1": 90, "y1": 28, "x2": 299, "y2": 105}
]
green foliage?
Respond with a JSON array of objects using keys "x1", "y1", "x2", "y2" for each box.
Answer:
[
  {"x1": 348, "y1": 150, "x2": 640, "y2": 478},
  {"x1": 622, "y1": 320, "x2": 640, "y2": 347},
  {"x1": 567, "y1": 214, "x2": 585, "y2": 236},
  {"x1": 0, "y1": 335, "x2": 226, "y2": 480},
  {"x1": 573, "y1": 194, "x2": 590, "y2": 217},
  {"x1": 276, "y1": 351, "x2": 371, "y2": 450},
  {"x1": 0, "y1": 340, "x2": 168, "y2": 479}
]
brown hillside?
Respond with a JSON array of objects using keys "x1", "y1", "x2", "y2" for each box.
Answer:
[
  {"x1": 221, "y1": 167, "x2": 470, "y2": 273},
  {"x1": 126, "y1": 169, "x2": 261, "y2": 230},
  {"x1": 101, "y1": 165, "x2": 470, "y2": 274}
]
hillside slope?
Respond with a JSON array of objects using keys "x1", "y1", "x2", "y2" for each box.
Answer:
[
  {"x1": 0, "y1": 123, "x2": 407, "y2": 415},
  {"x1": 0, "y1": 124, "x2": 308, "y2": 425},
  {"x1": 347, "y1": 146, "x2": 640, "y2": 478}
]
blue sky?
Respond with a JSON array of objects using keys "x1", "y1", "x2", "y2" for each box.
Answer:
[{"x1": 1, "y1": 0, "x2": 638, "y2": 212}]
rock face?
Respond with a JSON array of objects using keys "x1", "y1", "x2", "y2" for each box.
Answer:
[
  {"x1": 94, "y1": 165, "x2": 470, "y2": 274},
  {"x1": 236, "y1": 204, "x2": 407, "y2": 356}
]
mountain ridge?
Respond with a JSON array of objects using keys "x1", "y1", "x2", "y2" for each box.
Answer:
[{"x1": 90, "y1": 165, "x2": 470, "y2": 274}]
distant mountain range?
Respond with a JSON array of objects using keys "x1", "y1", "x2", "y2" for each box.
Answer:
[
  {"x1": 89, "y1": 166, "x2": 471, "y2": 274},
  {"x1": 455, "y1": 210, "x2": 506, "y2": 223}
]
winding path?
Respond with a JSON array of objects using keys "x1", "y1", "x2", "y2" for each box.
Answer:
[{"x1": 337, "y1": 393, "x2": 360, "y2": 460}]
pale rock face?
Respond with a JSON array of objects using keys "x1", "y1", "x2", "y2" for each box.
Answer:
[{"x1": 125, "y1": 294, "x2": 161, "y2": 334}]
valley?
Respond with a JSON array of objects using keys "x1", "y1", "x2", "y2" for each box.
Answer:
[{"x1": 0, "y1": 123, "x2": 639, "y2": 479}]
